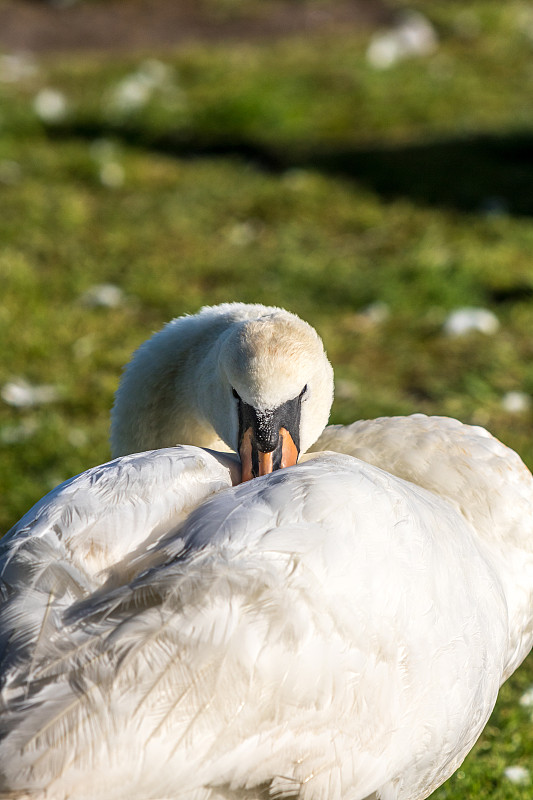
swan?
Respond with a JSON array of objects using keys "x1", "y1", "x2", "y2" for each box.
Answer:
[{"x1": 1, "y1": 302, "x2": 532, "y2": 800}]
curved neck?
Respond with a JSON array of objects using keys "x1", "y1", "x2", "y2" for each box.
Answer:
[{"x1": 110, "y1": 312, "x2": 234, "y2": 457}]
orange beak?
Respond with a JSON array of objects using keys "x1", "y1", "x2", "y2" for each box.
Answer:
[{"x1": 239, "y1": 426, "x2": 299, "y2": 483}]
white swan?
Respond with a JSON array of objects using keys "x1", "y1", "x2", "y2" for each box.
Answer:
[{"x1": 1, "y1": 302, "x2": 532, "y2": 800}]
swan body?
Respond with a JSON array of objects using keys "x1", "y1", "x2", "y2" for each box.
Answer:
[{"x1": 1, "y1": 303, "x2": 533, "y2": 800}]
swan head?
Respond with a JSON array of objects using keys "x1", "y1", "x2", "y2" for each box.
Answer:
[
  {"x1": 212, "y1": 310, "x2": 334, "y2": 481},
  {"x1": 111, "y1": 303, "x2": 334, "y2": 483}
]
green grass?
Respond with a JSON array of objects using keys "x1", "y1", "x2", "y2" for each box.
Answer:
[{"x1": 1, "y1": 1, "x2": 533, "y2": 796}]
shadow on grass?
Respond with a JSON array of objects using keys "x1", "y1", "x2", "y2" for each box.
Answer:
[
  {"x1": 309, "y1": 133, "x2": 533, "y2": 218},
  {"x1": 53, "y1": 121, "x2": 533, "y2": 217}
]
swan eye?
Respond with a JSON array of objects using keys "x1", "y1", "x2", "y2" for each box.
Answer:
[
  {"x1": 300, "y1": 384, "x2": 308, "y2": 399},
  {"x1": 232, "y1": 388, "x2": 240, "y2": 400}
]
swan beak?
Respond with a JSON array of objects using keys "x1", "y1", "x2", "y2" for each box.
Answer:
[
  {"x1": 239, "y1": 426, "x2": 299, "y2": 483},
  {"x1": 236, "y1": 391, "x2": 304, "y2": 483}
]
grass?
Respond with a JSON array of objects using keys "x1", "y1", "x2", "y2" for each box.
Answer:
[{"x1": 1, "y1": 0, "x2": 533, "y2": 796}]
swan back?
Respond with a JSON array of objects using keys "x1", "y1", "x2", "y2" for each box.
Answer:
[
  {"x1": 0, "y1": 454, "x2": 511, "y2": 800},
  {"x1": 0, "y1": 447, "x2": 237, "y2": 682},
  {"x1": 313, "y1": 413, "x2": 533, "y2": 678}
]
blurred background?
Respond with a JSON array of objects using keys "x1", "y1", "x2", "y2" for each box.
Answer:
[{"x1": 1, "y1": 1, "x2": 533, "y2": 794}]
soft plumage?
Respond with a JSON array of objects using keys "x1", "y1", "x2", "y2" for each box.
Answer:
[{"x1": 1, "y1": 303, "x2": 532, "y2": 800}]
